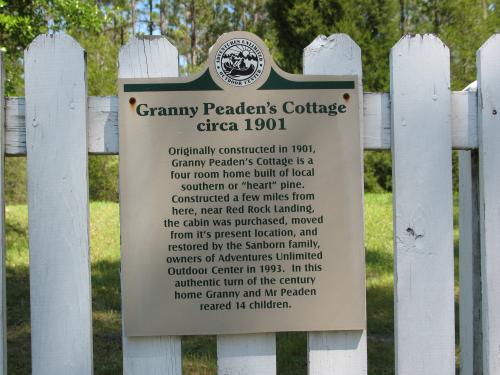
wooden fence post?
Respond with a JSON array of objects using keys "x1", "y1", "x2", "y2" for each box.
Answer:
[
  {"x1": 118, "y1": 36, "x2": 182, "y2": 375},
  {"x1": 215, "y1": 41, "x2": 276, "y2": 375},
  {"x1": 0, "y1": 50, "x2": 6, "y2": 375},
  {"x1": 458, "y1": 81, "x2": 482, "y2": 375},
  {"x1": 217, "y1": 333, "x2": 276, "y2": 375},
  {"x1": 477, "y1": 34, "x2": 500, "y2": 375},
  {"x1": 390, "y1": 34, "x2": 455, "y2": 374},
  {"x1": 459, "y1": 149, "x2": 482, "y2": 375},
  {"x1": 24, "y1": 34, "x2": 93, "y2": 374},
  {"x1": 303, "y1": 34, "x2": 367, "y2": 375}
]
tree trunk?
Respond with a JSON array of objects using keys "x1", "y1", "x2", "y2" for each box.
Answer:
[
  {"x1": 159, "y1": 0, "x2": 168, "y2": 35},
  {"x1": 190, "y1": 0, "x2": 197, "y2": 66},
  {"x1": 482, "y1": 0, "x2": 488, "y2": 19},
  {"x1": 432, "y1": 0, "x2": 440, "y2": 34},
  {"x1": 252, "y1": 0, "x2": 259, "y2": 32},
  {"x1": 241, "y1": 4, "x2": 247, "y2": 30},
  {"x1": 131, "y1": 0, "x2": 136, "y2": 36},
  {"x1": 399, "y1": 0, "x2": 406, "y2": 35},
  {"x1": 148, "y1": 0, "x2": 154, "y2": 35}
]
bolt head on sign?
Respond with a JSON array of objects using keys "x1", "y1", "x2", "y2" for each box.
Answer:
[{"x1": 118, "y1": 31, "x2": 365, "y2": 336}]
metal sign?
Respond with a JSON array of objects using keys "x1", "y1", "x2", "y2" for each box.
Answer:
[{"x1": 119, "y1": 31, "x2": 365, "y2": 336}]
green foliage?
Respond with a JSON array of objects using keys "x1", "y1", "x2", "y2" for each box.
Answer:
[
  {"x1": 400, "y1": 0, "x2": 500, "y2": 90},
  {"x1": 4, "y1": 158, "x2": 27, "y2": 204},
  {"x1": 1, "y1": 0, "x2": 127, "y2": 200},
  {"x1": 88, "y1": 156, "x2": 119, "y2": 201},
  {"x1": 47, "y1": 0, "x2": 107, "y2": 34},
  {"x1": 80, "y1": 33, "x2": 122, "y2": 96},
  {"x1": 365, "y1": 152, "x2": 392, "y2": 192},
  {"x1": 0, "y1": 0, "x2": 47, "y2": 95},
  {"x1": 267, "y1": 0, "x2": 344, "y2": 73},
  {"x1": 267, "y1": 0, "x2": 400, "y2": 91},
  {"x1": 163, "y1": 0, "x2": 268, "y2": 74}
]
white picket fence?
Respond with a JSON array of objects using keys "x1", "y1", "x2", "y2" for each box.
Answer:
[{"x1": 0, "y1": 31, "x2": 498, "y2": 374}]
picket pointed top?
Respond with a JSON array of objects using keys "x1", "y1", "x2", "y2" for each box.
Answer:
[
  {"x1": 477, "y1": 33, "x2": 500, "y2": 54},
  {"x1": 25, "y1": 33, "x2": 84, "y2": 55},
  {"x1": 119, "y1": 36, "x2": 179, "y2": 78},
  {"x1": 390, "y1": 33, "x2": 450, "y2": 97},
  {"x1": 391, "y1": 33, "x2": 449, "y2": 54},
  {"x1": 303, "y1": 34, "x2": 361, "y2": 77},
  {"x1": 477, "y1": 34, "x2": 500, "y2": 87}
]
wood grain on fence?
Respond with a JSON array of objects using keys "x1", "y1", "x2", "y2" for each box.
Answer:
[
  {"x1": 390, "y1": 35, "x2": 455, "y2": 374},
  {"x1": 477, "y1": 34, "x2": 500, "y2": 375},
  {"x1": 303, "y1": 34, "x2": 367, "y2": 375},
  {"x1": 118, "y1": 36, "x2": 182, "y2": 375},
  {"x1": 25, "y1": 34, "x2": 93, "y2": 375},
  {"x1": 217, "y1": 333, "x2": 276, "y2": 375}
]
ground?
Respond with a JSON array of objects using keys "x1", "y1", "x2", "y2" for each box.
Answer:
[{"x1": 5, "y1": 193, "x2": 459, "y2": 374}]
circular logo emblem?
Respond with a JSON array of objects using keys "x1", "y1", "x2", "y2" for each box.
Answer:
[{"x1": 215, "y1": 38, "x2": 265, "y2": 87}]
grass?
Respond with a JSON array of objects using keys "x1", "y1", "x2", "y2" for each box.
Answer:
[{"x1": 5, "y1": 193, "x2": 459, "y2": 374}]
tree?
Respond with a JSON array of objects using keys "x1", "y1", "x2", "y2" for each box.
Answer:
[
  {"x1": 267, "y1": 0, "x2": 399, "y2": 91},
  {"x1": 1, "y1": 0, "x2": 129, "y2": 202},
  {"x1": 402, "y1": 0, "x2": 496, "y2": 89}
]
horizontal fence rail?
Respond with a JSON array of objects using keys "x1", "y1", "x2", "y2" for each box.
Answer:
[
  {"x1": 303, "y1": 34, "x2": 368, "y2": 375},
  {"x1": 3, "y1": 90, "x2": 478, "y2": 155}
]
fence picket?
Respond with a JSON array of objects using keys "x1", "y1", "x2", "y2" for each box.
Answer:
[
  {"x1": 217, "y1": 333, "x2": 276, "y2": 375},
  {"x1": 214, "y1": 34, "x2": 276, "y2": 375},
  {"x1": 24, "y1": 34, "x2": 93, "y2": 374},
  {"x1": 303, "y1": 34, "x2": 367, "y2": 375},
  {"x1": 477, "y1": 34, "x2": 500, "y2": 375},
  {"x1": 118, "y1": 36, "x2": 182, "y2": 375},
  {"x1": 0, "y1": 51, "x2": 6, "y2": 375},
  {"x1": 390, "y1": 35, "x2": 455, "y2": 374}
]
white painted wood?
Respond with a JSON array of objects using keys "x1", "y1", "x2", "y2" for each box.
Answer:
[
  {"x1": 0, "y1": 51, "x2": 7, "y2": 375},
  {"x1": 452, "y1": 91, "x2": 478, "y2": 150},
  {"x1": 477, "y1": 34, "x2": 500, "y2": 375},
  {"x1": 364, "y1": 93, "x2": 391, "y2": 150},
  {"x1": 217, "y1": 333, "x2": 276, "y2": 375},
  {"x1": 458, "y1": 83, "x2": 482, "y2": 375},
  {"x1": 3, "y1": 92, "x2": 478, "y2": 154},
  {"x1": 122, "y1": 336, "x2": 181, "y2": 375},
  {"x1": 119, "y1": 36, "x2": 182, "y2": 375},
  {"x1": 5, "y1": 97, "x2": 25, "y2": 156},
  {"x1": 304, "y1": 33, "x2": 367, "y2": 375},
  {"x1": 303, "y1": 34, "x2": 362, "y2": 75},
  {"x1": 464, "y1": 81, "x2": 477, "y2": 91},
  {"x1": 308, "y1": 331, "x2": 367, "y2": 375},
  {"x1": 88, "y1": 96, "x2": 118, "y2": 154},
  {"x1": 390, "y1": 34, "x2": 455, "y2": 374},
  {"x1": 24, "y1": 34, "x2": 93, "y2": 375},
  {"x1": 118, "y1": 36, "x2": 178, "y2": 79},
  {"x1": 459, "y1": 150, "x2": 482, "y2": 375}
]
